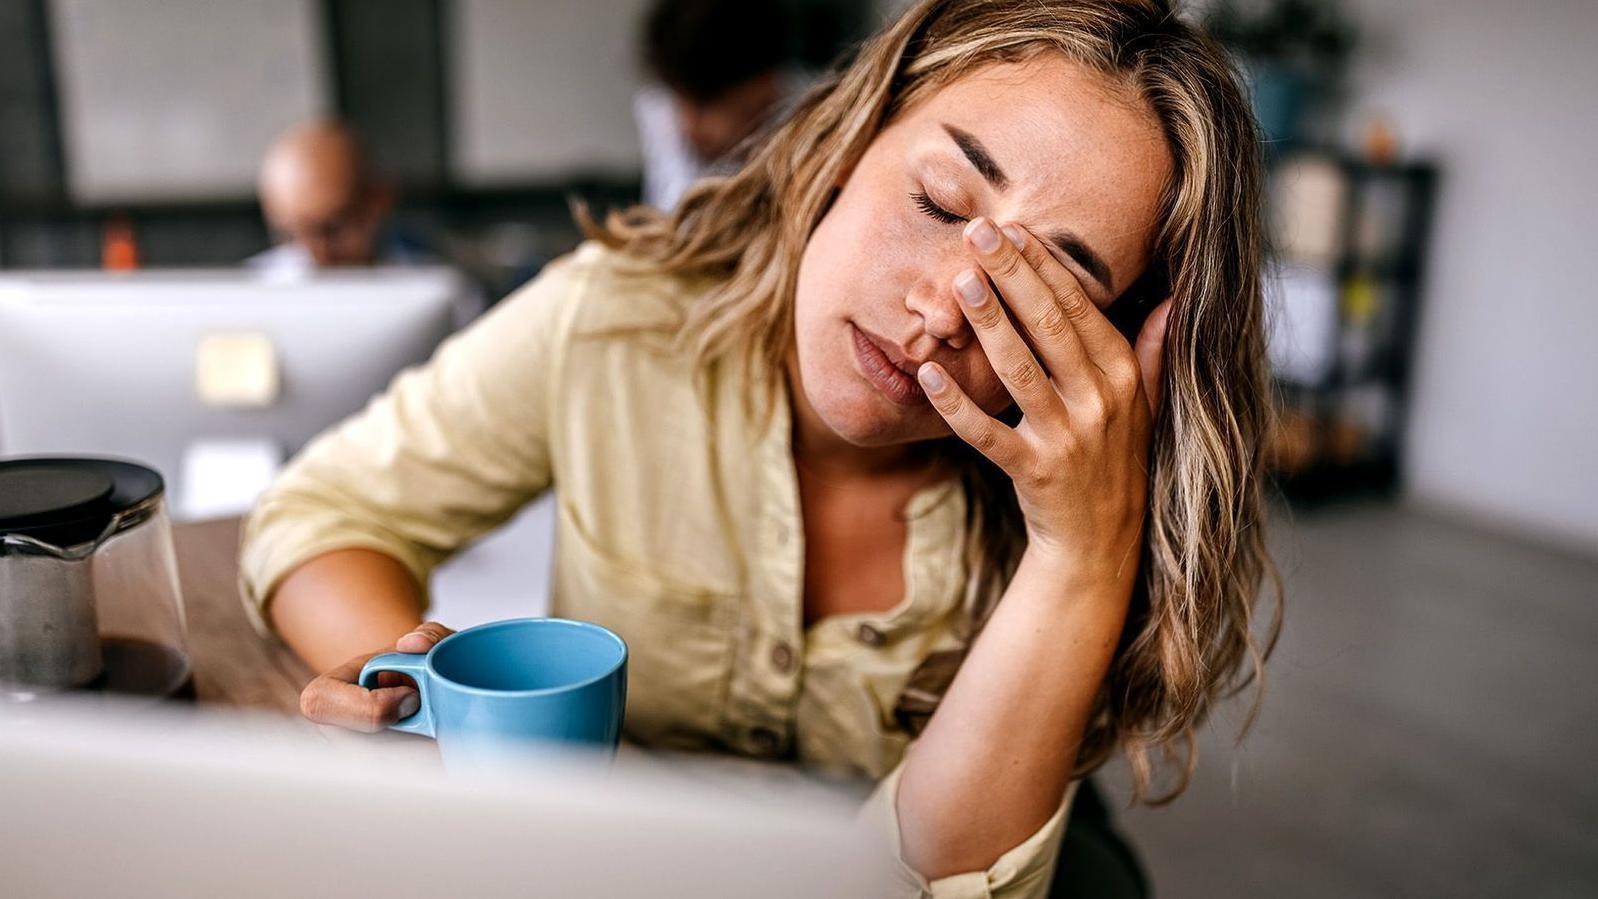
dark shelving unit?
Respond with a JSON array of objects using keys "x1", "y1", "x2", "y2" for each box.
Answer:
[{"x1": 1265, "y1": 150, "x2": 1439, "y2": 501}]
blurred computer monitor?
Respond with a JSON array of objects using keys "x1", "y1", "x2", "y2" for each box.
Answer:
[
  {"x1": 0, "y1": 267, "x2": 461, "y2": 519},
  {"x1": 0, "y1": 698, "x2": 892, "y2": 897}
]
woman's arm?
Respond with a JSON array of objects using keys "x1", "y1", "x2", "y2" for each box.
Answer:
[
  {"x1": 239, "y1": 248, "x2": 597, "y2": 725},
  {"x1": 899, "y1": 216, "x2": 1172, "y2": 879},
  {"x1": 270, "y1": 548, "x2": 426, "y2": 674},
  {"x1": 894, "y1": 547, "x2": 1132, "y2": 877},
  {"x1": 266, "y1": 548, "x2": 431, "y2": 733}
]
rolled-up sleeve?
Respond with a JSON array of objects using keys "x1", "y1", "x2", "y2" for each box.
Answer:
[
  {"x1": 238, "y1": 249, "x2": 596, "y2": 636},
  {"x1": 857, "y1": 759, "x2": 1077, "y2": 899}
]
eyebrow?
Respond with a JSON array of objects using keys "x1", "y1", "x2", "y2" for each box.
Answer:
[{"x1": 941, "y1": 122, "x2": 1116, "y2": 296}]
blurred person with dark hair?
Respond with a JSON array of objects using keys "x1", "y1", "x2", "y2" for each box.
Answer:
[
  {"x1": 249, "y1": 121, "x2": 416, "y2": 276},
  {"x1": 633, "y1": 0, "x2": 806, "y2": 210}
]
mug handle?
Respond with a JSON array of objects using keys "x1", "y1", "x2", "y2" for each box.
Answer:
[{"x1": 358, "y1": 652, "x2": 435, "y2": 738}]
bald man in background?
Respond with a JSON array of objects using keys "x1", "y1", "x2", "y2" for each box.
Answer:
[{"x1": 249, "y1": 121, "x2": 417, "y2": 275}]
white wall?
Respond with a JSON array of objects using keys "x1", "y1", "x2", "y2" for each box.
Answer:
[
  {"x1": 448, "y1": 0, "x2": 652, "y2": 185},
  {"x1": 1341, "y1": 0, "x2": 1598, "y2": 554},
  {"x1": 49, "y1": 0, "x2": 327, "y2": 203}
]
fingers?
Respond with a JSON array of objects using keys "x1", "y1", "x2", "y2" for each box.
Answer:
[
  {"x1": 1135, "y1": 299, "x2": 1174, "y2": 415},
  {"x1": 962, "y1": 218, "x2": 1095, "y2": 400},
  {"x1": 300, "y1": 652, "x2": 420, "y2": 733},
  {"x1": 299, "y1": 623, "x2": 451, "y2": 733},
  {"x1": 998, "y1": 222, "x2": 1103, "y2": 354},
  {"x1": 916, "y1": 361, "x2": 1027, "y2": 472},
  {"x1": 976, "y1": 219, "x2": 1145, "y2": 394},
  {"x1": 950, "y1": 265, "x2": 1067, "y2": 428},
  {"x1": 396, "y1": 621, "x2": 455, "y2": 653}
]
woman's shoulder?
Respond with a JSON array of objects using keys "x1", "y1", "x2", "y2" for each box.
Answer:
[
  {"x1": 492, "y1": 239, "x2": 711, "y2": 333},
  {"x1": 488, "y1": 239, "x2": 728, "y2": 425},
  {"x1": 541, "y1": 239, "x2": 713, "y2": 339}
]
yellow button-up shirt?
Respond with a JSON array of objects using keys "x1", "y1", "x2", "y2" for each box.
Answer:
[{"x1": 240, "y1": 241, "x2": 1073, "y2": 897}]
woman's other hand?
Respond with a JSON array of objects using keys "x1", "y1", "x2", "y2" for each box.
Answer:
[
  {"x1": 298, "y1": 621, "x2": 456, "y2": 732},
  {"x1": 917, "y1": 216, "x2": 1172, "y2": 583}
]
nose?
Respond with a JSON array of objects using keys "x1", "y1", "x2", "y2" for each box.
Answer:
[{"x1": 905, "y1": 277, "x2": 974, "y2": 351}]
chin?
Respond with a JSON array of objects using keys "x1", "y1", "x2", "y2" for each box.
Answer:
[{"x1": 803, "y1": 378, "x2": 947, "y2": 447}]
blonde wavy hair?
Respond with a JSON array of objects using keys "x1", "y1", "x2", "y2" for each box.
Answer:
[{"x1": 577, "y1": 0, "x2": 1280, "y2": 803}]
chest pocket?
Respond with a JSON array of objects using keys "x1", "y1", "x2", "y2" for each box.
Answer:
[{"x1": 552, "y1": 502, "x2": 738, "y2": 749}]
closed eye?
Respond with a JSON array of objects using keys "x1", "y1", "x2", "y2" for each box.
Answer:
[{"x1": 910, "y1": 190, "x2": 966, "y2": 225}]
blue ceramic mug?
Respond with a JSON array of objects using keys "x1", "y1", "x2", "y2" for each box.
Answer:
[{"x1": 358, "y1": 618, "x2": 627, "y2": 764}]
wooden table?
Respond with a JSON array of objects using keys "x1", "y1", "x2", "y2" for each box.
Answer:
[
  {"x1": 174, "y1": 516, "x2": 313, "y2": 714},
  {"x1": 169, "y1": 516, "x2": 858, "y2": 790}
]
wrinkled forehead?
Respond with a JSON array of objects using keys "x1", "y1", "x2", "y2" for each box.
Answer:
[{"x1": 898, "y1": 55, "x2": 1174, "y2": 291}]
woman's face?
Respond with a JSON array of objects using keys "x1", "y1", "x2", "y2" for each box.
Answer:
[{"x1": 792, "y1": 54, "x2": 1173, "y2": 447}]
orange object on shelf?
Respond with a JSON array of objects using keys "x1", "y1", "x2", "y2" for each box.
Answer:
[
  {"x1": 102, "y1": 215, "x2": 141, "y2": 270},
  {"x1": 1266, "y1": 408, "x2": 1319, "y2": 476},
  {"x1": 1363, "y1": 114, "x2": 1401, "y2": 167}
]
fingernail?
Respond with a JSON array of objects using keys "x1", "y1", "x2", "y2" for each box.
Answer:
[
  {"x1": 917, "y1": 363, "x2": 946, "y2": 393},
  {"x1": 965, "y1": 218, "x2": 1000, "y2": 253},
  {"x1": 398, "y1": 691, "x2": 420, "y2": 718},
  {"x1": 955, "y1": 270, "x2": 987, "y2": 306}
]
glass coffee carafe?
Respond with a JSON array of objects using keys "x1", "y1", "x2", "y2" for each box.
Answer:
[{"x1": 0, "y1": 457, "x2": 192, "y2": 701}]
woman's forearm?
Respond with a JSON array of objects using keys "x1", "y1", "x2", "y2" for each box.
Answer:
[
  {"x1": 268, "y1": 548, "x2": 427, "y2": 673},
  {"x1": 894, "y1": 547, "x2": 1132, "y2": 879}
]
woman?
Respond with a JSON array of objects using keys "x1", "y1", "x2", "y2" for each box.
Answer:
[{"x1": 242, "y1": 1, "x2": 1278, "y2": 895}]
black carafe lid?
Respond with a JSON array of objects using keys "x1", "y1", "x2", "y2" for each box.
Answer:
[{"x1": 0, "y1": 457, "x2": 164, "y2": 548}]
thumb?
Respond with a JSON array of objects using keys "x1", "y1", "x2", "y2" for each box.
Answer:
[
  {"x1": 395, "y1": 620, "x2": 456, "y2": 653},
  {"x1": 1135, "y1": 299, "x2": 1174, "y2": 416}
]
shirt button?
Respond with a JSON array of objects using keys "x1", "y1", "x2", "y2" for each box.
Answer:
[
  {"x1": 773, "y1": 521, "x2": 790, "y2": 544},
  {"x1": 749, "y1": 726, "x2": 783, "y2": 756},
  {"x1": 856, "y1": 623, "x2": 886, "y2": 647},
  {"x1": 770, "y1": 641, "x2": 794, "y2": 674}
]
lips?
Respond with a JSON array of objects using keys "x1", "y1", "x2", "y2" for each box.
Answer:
[{"x1": 850, "y1": 323, "x2": 927, "y2": 407}]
